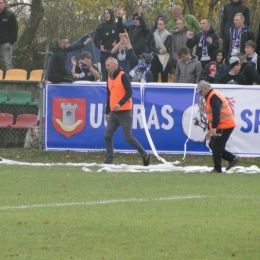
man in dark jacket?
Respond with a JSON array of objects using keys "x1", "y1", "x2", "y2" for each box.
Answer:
[
  {"x1": 48, "y1": 36, "x2": 91, "y2": 83},
  {"x1": 127, "y1": 6, "x2": 148, "y2": 56},
  {"x1": 186, "y1": 18, "x2": 219, "y2": 68},
  {"x1": 223, "y1": 13, "x2": 255, "y2": 62},
  {"x1": 219, "y1": 0, "x2": 250, "y2": 46},
  {"x1": 0, "y1": 0, "x2": 18, "y2": 71},
  {"x1": 104, "y1": 57, "x2": 150, "y2": 166},
  {"x1": 237, "y1": 52, "x2": 260, "y2": 84},
  {"x1": 94, "y1": 9, "x2": 121, "y2": 81}
]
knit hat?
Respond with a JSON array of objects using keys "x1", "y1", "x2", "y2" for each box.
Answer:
[
  {"x1": 140, "y1": 53, "x2": 152, "y2": 65},
  {"x1": 229, "y1": 56, "x2": 240, "y2": 69},
  {"x1": 196, "y1": 80, "x2": 210, "y2": 93}
]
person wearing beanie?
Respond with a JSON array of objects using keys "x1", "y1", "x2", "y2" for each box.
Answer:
[
  {"x1": 145, "y1": 13, "x2": 167, "y2": 53},
  {"x1": 200, "y1": 49, "x2": 228, "y2": 83},
  {"x1": 219, "y1": 56, "x2": 247, "y2": 84},
  {"x1": 237, "y1": 52, "x2": 260, "y2": 85},
  {"x1": 120, "y1": 30, "x2": 153, "y2": 82},
  {"x1": 167, "y1": 5, "x2": 200, "y2": 33},
  {"x1": 196, "y1": 80, "x2": 238, "y2": 173},
  {"x1": 94, "y1": 8, "x2": 122, "y2": 81},
  {"x1": 70, "y1": 51, "x2": 100, "y2": 81}
]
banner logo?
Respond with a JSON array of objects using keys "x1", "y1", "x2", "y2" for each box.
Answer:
[{"x1": 52, "y1": 98, "x2": 86, "y2": 138}]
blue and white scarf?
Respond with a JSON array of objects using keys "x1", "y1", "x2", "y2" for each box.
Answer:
[
  {"x1": 231, "y1": 26, "x2": 245, "y2": 56},
  {"x1": 129, "y1": 60, "x2": 150, "y2": 82},
  {"x1": 199, "y1": 31, "x2": 210, "y2": 61}
]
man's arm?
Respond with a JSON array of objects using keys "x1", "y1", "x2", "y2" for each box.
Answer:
[
  {"x1": 210, "y1": 94, "x2": 222, "y2": 129},
  {"x1": 244, "y1": 7, "x2": 250, "y2": 27},
  {"x1": 186, "y1": 33, "x2": 198, "y2": 49},
  {"x1": 9, "y1": 13, "x2": 18, "y2": 44},
  {"x1": 105, "y1": 82, "x2": 111, "y2": 115},
  {"x1": 208, "y1": 33, "x2": 219, "y2": 51},
  {"x1": 118, "y1": 73, "x2": 132, "y2": 106},
  {"x1": 139, "y1": 15, "x2": 148, "y2": 36},
  {"x1": 67, "y1": 38, "x2": 91, "y2": 53},
  {"x1": 191, "y1": 15, "x2": 201, "y2": 34},
  {"x1": 94, "y1": 24, "x2": 103, "y2": 49},
  {"x1": 174, "y1": 63, "x2": 180, "y2": 82},
  {"x1": 195, "y1": 62, "x2": 203, "y2": 83}
]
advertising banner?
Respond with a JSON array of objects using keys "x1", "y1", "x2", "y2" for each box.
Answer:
[{"x1": 45, "y1": 82, "x2": 260, "y2": 156}]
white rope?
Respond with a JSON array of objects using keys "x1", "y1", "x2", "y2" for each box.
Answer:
[
  {"x1": 139, "y1": 83, "x2": 169, "y2": 165},
  {"x1": 182, "y1": 85, "x2": 197, "y2": 162}
]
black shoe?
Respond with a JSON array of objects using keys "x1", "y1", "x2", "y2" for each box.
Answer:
[
  {"x1": 143, "y1": 154, "x2": 150, "y2": 166},
  {"x1": 104, "y1": 161, "x2": 113, "y2": 164},
  {"x1": 226, "y1": 157, "x2": 239, "y2": 171},
  {"x1": 206, "y1": 169, "x2": 221, "y2": 173}
]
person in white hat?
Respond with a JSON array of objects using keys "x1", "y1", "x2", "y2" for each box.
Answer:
[{"x1": 196, "y1": 80, "x2": 239, "y2": 173}]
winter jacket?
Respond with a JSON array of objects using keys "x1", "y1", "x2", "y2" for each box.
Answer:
[
  {"x1": 186, "y1": 27, "x2": 219, "y2": 61},
  {"x1": 219, "y1": 0, "x2": 250, "y2": 39},
  {"x1": 127, "y1": 16, "x2": 148, "y2": 56},
  {"x1": 150, "y1": 34, "x2": 172, "y2": 55},
  {"x1": 223, "y1": 25, "x2": 255, "y2": 60},
  {"x1": 167, "y1": 13, "x2": 201, "y2": 34},
  {"x1": 239, "y1": 62, "x2": 260, "y2": 84},
  {"x1": 171, "y1": 26, "x2": 189, "y2": 66},
  {"x1": 94, "y1": 9, "x2": 120, "y2": 51},
  {"x1": 174, "y1": 55, "x2": 203, "y2": 83},
  {"x1": 48, "y1": 42, "x2": 85, "y2": 83},
  {"x1": 0, "y1": 8, "x2": 18, "y2": 45},
  {"x1": 200, "y1": 49, "x2": 229, "y2": 82},
  {"x1": 145, "y1": 14, "x2": 167, "y2": 53},
  {"x1": 200, "y1": 61, "x2": 228, "y2": 83}
]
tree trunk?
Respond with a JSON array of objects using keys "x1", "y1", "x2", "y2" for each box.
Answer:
[
  {"x1": 208, "y1": 0, "x2": 219, "y2": 20},
  {"x1": 13, "y1": 0, "x2": 44, "y2": 68}
]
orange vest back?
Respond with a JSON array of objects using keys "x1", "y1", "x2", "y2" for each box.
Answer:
[
  {"x1": 205, "y1": 89, "x2": 236, "y2": 130},
  {"x1": 108, "y1": 71, "x2": 132, "y2": 111}
]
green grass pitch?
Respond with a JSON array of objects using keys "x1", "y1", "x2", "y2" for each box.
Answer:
[{"x1": 0, "y1": 165, "x2": 260, "y2": 259}]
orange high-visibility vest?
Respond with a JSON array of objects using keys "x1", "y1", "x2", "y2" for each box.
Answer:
[
  {"x1": 205, "y1": 89, "x2": 236, "y2": 130},
  {"x1": 108, "y1": 71, "x2": 132, "y2": 111}
]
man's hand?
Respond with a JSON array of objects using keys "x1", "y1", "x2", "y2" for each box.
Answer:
[
  {"x1": 71, "y1": 56, "x2": 77, "y2": 66},
  {"x1": 206, "y1": 37, "x2": 212, "y2": 44},
  {"x1": 84, "y1": 38, "x2": 92, "y2": 45},
  {"x1": 219, "y1": 38, "x2": 223, "y2": 44},
  {"x1": 119, "y1": 29, "x2": 129, "y2": 44},
  {"x1": 138, "y1": 6, "x2": 142, "y2": 16},
  {"x1": 105, "y1": 114, "x2": 109, "y2": 122},
  {"x1": 187, "y1": 31, "x2": 194, "y2": 39},
  {"x1": 85, "y1": 58, "x2": 92, "y2": 68},
  {"x1": 113, "y1": 103, "x2": 121, "y2": 111},
  {"x1": 100, "y1": 45, "x2": 108, "y2": 52},
  {"x1": 206, "y1": 128, "x2": 217, "y2": 139},
  {"x1": 118, "y1": 5, "x2": 124, "y2": 17},
  {"x1": 159, "y1": 49, "x2": 165, "y2": 54}
]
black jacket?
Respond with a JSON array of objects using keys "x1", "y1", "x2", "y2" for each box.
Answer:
[
  {"x1": 0, "y1": 8, "x2": 18, "y2": 44},
  {"x1": 223, "y1": 25, "x2": 255, "y2": 60},
  {"x1": 94, "y1": 9, "x2": 120, "y2": 51},
  {"x1": 127, "y1": 16, "x2": 148, "y2": 56},
  {"x1": 219, "y1": 0, "x2": 250, "y2": 39},
  {"x1": 150, "y1": 34, "x2": 172, "y2": 54},
  {"x1": 186, "y1": 27, "x2": 219, "y2": 61},
  {"x1": 239, "y1": 62, "x2": 260, "y2": 85},
  {"x1": 48, "y1": 42, "x2": 85, "y2": 83},
  {"x1": 105, "y1": 67, "x2": 132, "y2": 114}
]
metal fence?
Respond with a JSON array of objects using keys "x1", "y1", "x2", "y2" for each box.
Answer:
[{"x1": 0, "y1": 81, "x2": 43, "y2": 148}]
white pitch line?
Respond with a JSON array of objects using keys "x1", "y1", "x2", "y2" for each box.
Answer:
[{"x1": 0, "y1": 195, "x2": 205, "y2": 211}]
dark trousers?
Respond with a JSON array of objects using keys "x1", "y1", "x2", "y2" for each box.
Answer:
[
  {"x1": 151, "y1": 55, "x2": 171, "y2": 82},
  {"x1": 100, "y1": 52, "x2": 110, "y2": 81},
  {"x1": 208, "y1": 128, "x2": 236, "y2": 172},
  {"x1": 104, "y1": 110, "x2": 147, "y2": 162}
]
